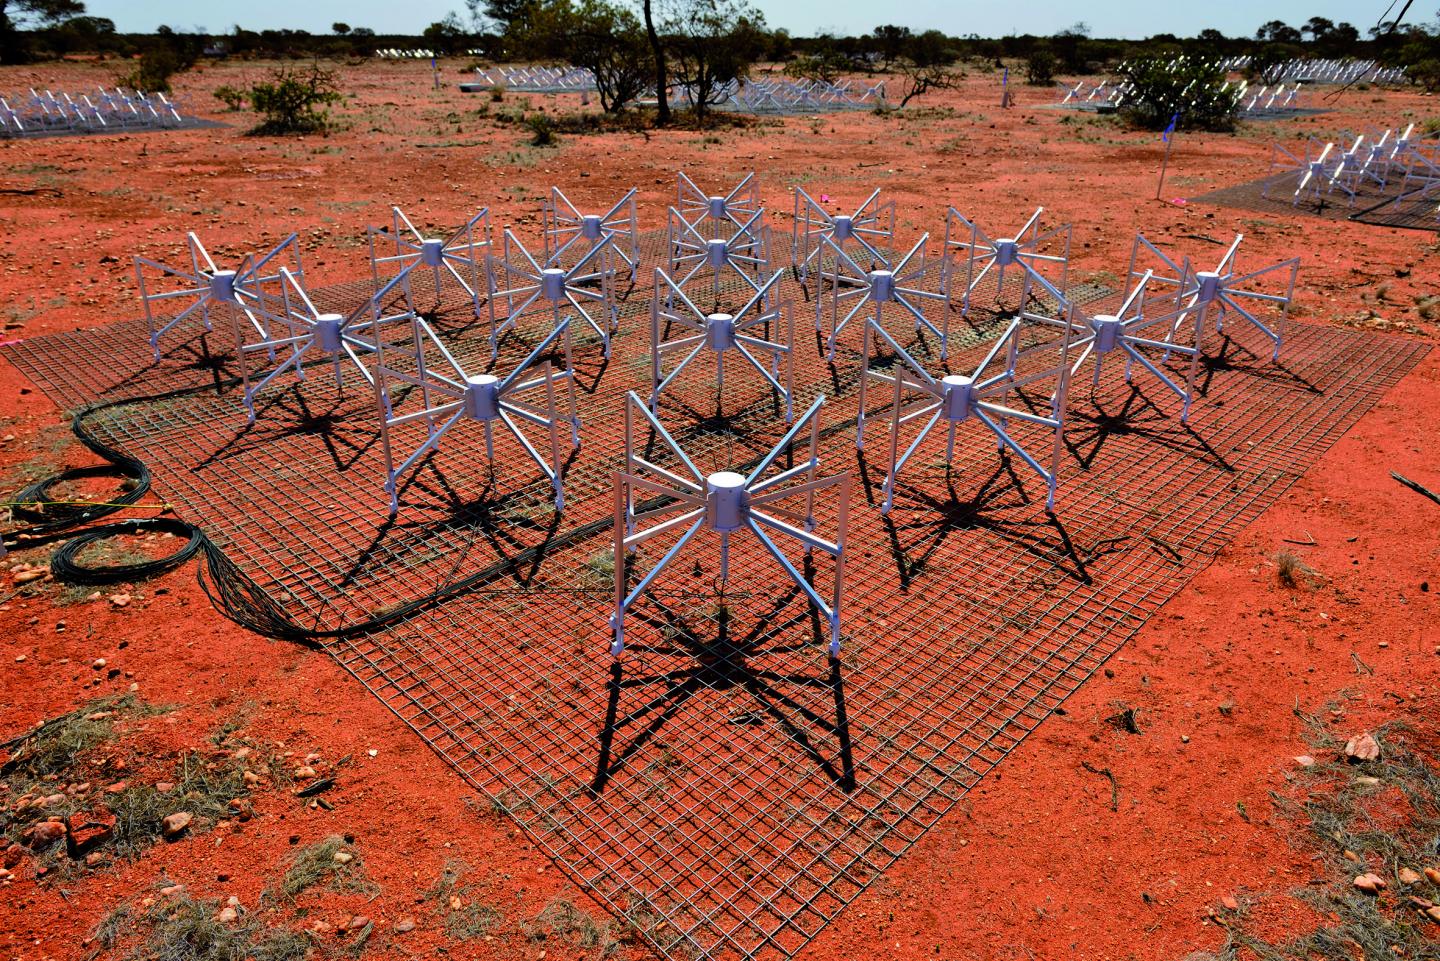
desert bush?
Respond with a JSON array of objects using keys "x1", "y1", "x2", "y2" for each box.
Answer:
[
  {"x1": 248, "y1": 64, "x2": 342, "y2": 135},
  {"x1": 1118, "y1": 57, "x2": 1238, "y2": 131},
  {"x1": 1024, "y1": 43, "x2": 1056, "y2": 85},
  {"x1": 783, "y1": 35, "x2": 848, "y2": 85},
  {"x1": 213, "y1": 85, "x2": 246, "y2": 111},
  {"x1": 525, "y1": 111, "x2": 556, "y2": 145},
  {"x1": 1409, "y1": 58, "x2": 1440, "y2": 93},
  {"x1": 663, "y1": 0, "x2": 769, "y2": 124}
]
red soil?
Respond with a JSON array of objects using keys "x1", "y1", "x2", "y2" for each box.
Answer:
[{"x1": 1, "y1": 57, "x2": 1438, "y2": 959}]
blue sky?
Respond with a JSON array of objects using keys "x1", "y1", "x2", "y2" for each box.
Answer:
[{"x1": 85, "y1": 0, "x2": 1399, "y2": 40}]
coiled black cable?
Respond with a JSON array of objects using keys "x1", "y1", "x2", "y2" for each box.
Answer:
[
  {"x1": 49, "y1": 517, "x2": 204, "y2": 584},
  {"x1": 4, "y1": 462, "x2": 149, "y2": 548}
]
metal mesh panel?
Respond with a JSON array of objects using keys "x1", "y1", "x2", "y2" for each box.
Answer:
[
  {"x1": 1191, "y1": 172, "x2": 1440, "y2": 232},
  {"x1": 1, "y1": 230, "x2": 1428, "y2": 960}
]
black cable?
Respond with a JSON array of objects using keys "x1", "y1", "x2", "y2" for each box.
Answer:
[
  {"x1": 4, "y1": 462, "x2": 149, "y2": 548},
  {"x1": 50, "y1": 517, "x2": 203, "y2": 585}
]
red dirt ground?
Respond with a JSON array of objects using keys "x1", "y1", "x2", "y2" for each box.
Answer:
[{"x1": 1, "y1": 58, "x2": 1438, "y2": 960}]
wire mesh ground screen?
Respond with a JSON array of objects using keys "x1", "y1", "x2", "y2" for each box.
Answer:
[{"x1": 3, "y1": 230, "x2": 1429, "y2": 960}]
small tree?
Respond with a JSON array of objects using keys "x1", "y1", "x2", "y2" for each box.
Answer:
[
  {"x1": 662, "y1": 0, "x2": 767, "y2": 123},
  {"x1": 249, "y1": 63, "x2": 342, "y2": 135},
  {"x1": 871, "y1": 24, "x2": 912, "y2": 68},
  {"x1": 423, "y1": 12, "x2": 468, "y2": 54},
  {"x1": 894, "y1": 59, "x2": 962, "y2": 107},
  {"x1": 1024, "y1": 42, "x2": 1056, "y2": 85},
  {"x1": 1119, "y1": 58, "x2": 1238, "y2": 131},
  {"x1": 0, "y1": 0, "x2": 84, "y2": 64},
  {"x1": 784, "y1": 33, "x2": 848, "y2": 84},
  {"x1": 518, "y1": 0, "x2": 653, "y2": 113},
  {"x1": 331, "y1": 22, "x2": 350, "y2": 35},
  {"x1": 118, "y1": 27, "x2": 201, "y2": 93}
]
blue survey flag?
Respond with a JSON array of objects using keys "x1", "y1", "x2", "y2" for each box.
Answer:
[{"x1": 1162, "y1": 113, "x2": 1179, "y2": 142}]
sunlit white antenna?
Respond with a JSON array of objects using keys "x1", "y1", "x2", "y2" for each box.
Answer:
[
  {"x1": 664, "y1": 205, "x2": 775, "y2": 310},
  {"x1": 791, "y1": 187, "x2": 895, "y2": 286},
  {"x1": 367, "y1": 206, "x2": 491, "y2": 318},
  {"x1": 543, "y1": 186, "x2": 640, "y2": 283},
  {"x1": 675, "y1": 170, "x2": 762, "y2": 239},
  {"x1": 374, "y1": 315, "x2": 579, "y2": 514},
  {"x1": 133, "y1": 231, "x2": 304, "y2": 361},
  {"x1": 610, "y1": 393, "x2": 848, "y2": 657},
  {"x1": 856, "y1": 292, "x2": 1077, "y2": 513},
  {"x1": 650, "y1": 267, "x2": 794, "y2": 420},
  {"x1": 942, "y1": 207, "x2": 1071, "y2": 320},
  {"x1": 814, "y1": 233, "x2": 947, "y2": 361},
  {"x1": 490, "y1": 227, "x2": 619, "y2": 358}
]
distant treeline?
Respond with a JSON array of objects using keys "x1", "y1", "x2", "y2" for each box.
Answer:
[{"x1": 7, "y1": 13, "x2": 1438, "y2": 84}]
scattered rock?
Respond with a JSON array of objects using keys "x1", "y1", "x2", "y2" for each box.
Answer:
[
  {"x1": 1221, "y1": 895, "x2": 1239, "y2": 910},
  {"x1": 3, "y1": 844, "x2": 24, "y2": 867},
  {"x1": 160, "y1": 884, "x2": 185, "y2": 897},
  {"x1": 1293, "y1": 755, "x2": 1315, "y2": 768},
  {"x1": 22, "y1": 820, "x2": 66, "y2": 851},
  {"x1": 217, "y1": 906, "x2": 239, "y2": 923},
  {"x1": 161, "y1": 811, "x2": 193, "y2": 839},
  {"x1": 155, "y1": 782, "x2": 174, "y2": 793},
  {"x1": 1426, "y1": 906, "x2": 1440, "y2": 925},
  {"x1": 109, "y1": 593, "x2": 131, "y2": 607},
  {"x1": 1400, "y1": 868, "x2": 1423, "y2": 885},
  {"x1": 65, "y1": 810, "x2": 116, "y2": 857},
  {"x1": 333, "y1": 851, "x2": 353, "y2": 865},
  {"x1": 346, "y1": 915, "x2": 370, "y2": 931},
  {"x1": 1344, "y1": 732, "x2": 1380, "y2": 763},
  {"x1": 91, "y1": 658, "x2": 106, "y2": 670},
  {"x1": 1425, "y1": 867, "x2": 1440, "y2": 885},
  {"x1": 1353, "y1": 873, "x2": 1387, "y2": 894},
  {"x1": 393, "y1": 919, "x2": 417, "y2": 934}
]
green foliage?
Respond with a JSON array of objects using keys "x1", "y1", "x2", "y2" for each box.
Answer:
[
  {"x1": 784, "y1": 34, "x2": 848, "y2": 84},
  {"x1": 248, "y1": 64, "x2": 342, "y2": 135},
  {"x1": 213, "y1": 85, "x2": 246, "y2": 111},
  {"x1": 525, "y1": 111, "x2": 555, "y2": 145},
  {"x1": 513, "y1": 0, "x2": 653, "y2": 113},
  {"x1": 1024, "y1": 43, "x2": 1056, "y2": 85},
  {"x1": 118, "y1": 46, "x2": 184, "y2": 92},
  {"x1": 0, "y1": 0, "x2": 86, "y2": 64},
  {"x1": 1119, "y1": 57, "x2": 1238, "y2": 131},
  {"x1": 663, "y1": 0, "x2": 768, "y2": 123}
]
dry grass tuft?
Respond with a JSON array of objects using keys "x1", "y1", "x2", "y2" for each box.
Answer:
[
  {"x1": 271, "y1": 835, "x2": 376, "y2": 901},
  {"x1": 1274, "y1": 550, "x2": 1319, "y2": 589}
]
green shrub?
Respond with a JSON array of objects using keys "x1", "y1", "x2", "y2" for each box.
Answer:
[
  {"x1": 525, "y1": 111, "x2": 555, "y2": 146},
  {"x1": 119, "y1": 48, "x2": 184, "y2": 93},
  {"x1": 1118, "y1": 57, "x2": 1238, "y2": 132},
  {"x1": 1024, "y1": 44, "x2": 1056, "y2": 85},
  {"x1": 213, "y1": 85, "x2": 247, "y2": 111},
  {"x1": 248, "y1": 64, "x2": 342, "y2": 135}
]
